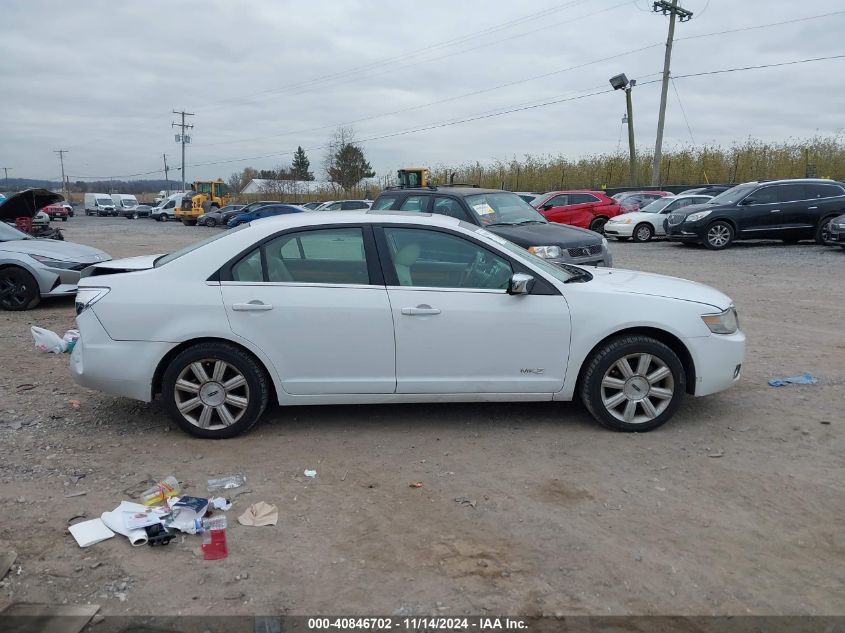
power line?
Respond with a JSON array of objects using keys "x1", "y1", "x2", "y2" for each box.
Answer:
[
  {"x1": 670, "y1": 77, "x2": 695, "y2": 145},
  {"x1": 677, "y1": 9, "x2": 845, "y2": 41},
  {"x1": 671, "y1": 54, "x2": 845, "y2": 79}
]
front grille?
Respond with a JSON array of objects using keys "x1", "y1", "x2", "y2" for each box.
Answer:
[
  {"x1": 668, "y1": 213, "x2": 685, "y2": 226},
  {"x1": 567, "y1": 244, "x2": 603, "y2": 258}
]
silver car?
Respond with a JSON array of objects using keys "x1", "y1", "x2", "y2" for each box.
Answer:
[{"x1": 0, "y1": 189, "x2": 111, "y2": 310}]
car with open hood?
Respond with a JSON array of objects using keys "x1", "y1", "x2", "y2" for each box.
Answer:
[{"x1": 0, "y1": 189, "x2": 111, "y2": 310}]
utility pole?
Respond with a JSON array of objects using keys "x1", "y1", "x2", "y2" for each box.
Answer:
[
  {"x1": 1, "y1": 167, "x2": 10, "y2": 191},
  {"x1": 609, "y1": 74, "x2": 638, "y2": 187},
  {"x1": 172, "y1": 110, "x2": 194, "y2": 192},
  {"x1": 650, "y1": 0, "x2": 693, "y2": 186},
  {"x1": 54, "y1": 150, "x2": 68, "y2": 200},
  {"x1": 163, "y1": 154, "x2": 171, "y2": 196}
]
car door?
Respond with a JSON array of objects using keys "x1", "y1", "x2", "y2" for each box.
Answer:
[
  {"x1": 775, "y1": 184, "x2": 812, "y2": 237},
  {"x1": 736, "y1": 184, "x2": 781, "y2": 236},
  {"x1": 220, "y1": 225, "x2": 396, "y2": 395},
  {"x1": 376, "y1": 225, "x2": 570, "y2": 394}
]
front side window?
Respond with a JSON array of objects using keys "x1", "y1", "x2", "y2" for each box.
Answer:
[
  {"x1": 544, "y1": 194, "x2": 568, "y2": 207},
  {"x1": 164, "y1": 200, "x2": 175, "y2": 209},
  {"x1": 384, "y1": 227, "x2": 512, "y2": 290},
  {"x1": 325, "y1": 202, "x2": 342, "y2": 211},
  {"x1": 749, "y1": 186, "x2": 778, "y2": 205},
  {"x1": 342, "y1": 201, "x2": 368, "y2": 210},
  {"x1": 432, "y1": 197, "x2": 470, "y2": 221}
]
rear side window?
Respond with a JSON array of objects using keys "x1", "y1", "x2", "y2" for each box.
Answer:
[
  {"x1": 778, "y1": 184, "x2": 806, "y2": 203},
  {"x1": 569, "y1": 193, "x2": 599, "y2": 204},
  {"x1": 341, "y1": 201, "x2": 368, "y2": 210},
  {"x1": 808, "y1": 183, "x2": 845, "y2": 199},
  {"x1": 372, "y1": 196, "x2": 398, "y2": 210},
  {"x1": 399, "y1": 196, "x2": 428, "y2": 212}
]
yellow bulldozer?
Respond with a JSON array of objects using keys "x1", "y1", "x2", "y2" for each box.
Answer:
[
  {"x1": 176, "y1": 179, "x2": 231, "y2": 226},
  {"x1": 397, "y1": 167, "x2": 430, "y2": 188}
]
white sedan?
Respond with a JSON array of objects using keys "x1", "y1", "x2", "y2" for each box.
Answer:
[
  {"x1": 605, "y1": 194, "x2": 713, "y2": 242},
  {"x1": 70, "y1": 212, "x2": 745, "y2": 438}
]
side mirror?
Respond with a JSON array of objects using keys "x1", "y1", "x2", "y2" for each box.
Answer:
[
  {"x1": 508, "y1": 273, "x2": 535, "y2": 295},
  {"x1": 540, "y1": 204, "x2": 553, "y2": 211}
]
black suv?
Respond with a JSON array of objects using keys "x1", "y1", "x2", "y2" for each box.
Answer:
[
  {"x1": 665, "y1": 179, "x2": 845, "y2": 249},
  {"x1": 372, "y1": 187, "x2": 612, "y2": 267}
]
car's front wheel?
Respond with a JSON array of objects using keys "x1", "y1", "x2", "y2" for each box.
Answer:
[
  {"x1": 161, "y1": 342, "x2": 270, "y2": 438},
  {"x1": 0, "y1": 266, "x2": 41, "y2": 311},
  {"x1": 704, "y1": 221, "x2": 734, "y2": 250},
  {"x1": 579, "y1": 335, "x2": 686, "y2": 432},
  {"x1": 633, "y1": 223, "x2": 653, "y2": 243},
  {"x1": 205, "y1": 217, "x2": 217, "y2": 227},
  {"x1": 160, "y1": 214, "x2": 168, "y2": 222},
  {"x1": 589, "y1": 217, "x2": 608, "y2": 233}
]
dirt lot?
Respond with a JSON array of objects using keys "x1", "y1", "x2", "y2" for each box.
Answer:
[{"x1": 1, "y1": 215, "x2": 844, "y2": 617}]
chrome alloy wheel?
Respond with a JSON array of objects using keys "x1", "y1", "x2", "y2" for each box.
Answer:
[
  {"x1": 173, "y1": 359, "x2": 250, "y2": 429},
  {"x1": 707, "y1": 224, "x2": 731, "y2": 248},
  {"x1": 600, "y1": 353, "x2": 675, "y2": 424}
]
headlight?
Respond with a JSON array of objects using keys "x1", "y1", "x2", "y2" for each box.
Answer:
[
  {"x1": 618, "y1": 218, "x2": 633, "y2": 224},
  {"x1": 701, "y1": 306, "x2": 739, "y2": 334},
  {"x1": 686, "y1": 210, "x2": 712, "y2": 223},
  {"x1": 834, "y1": 222, "x2": 845, "y2": 230},
  {"x1": 30, "y1": 255, "x2": 79, "y2": 269},
  {"x1": 75, "y1": 287, "x2": 110, "y2": 315},
  {"x1": 528, "y1": 245, "x2": 562, "y2": 259}
]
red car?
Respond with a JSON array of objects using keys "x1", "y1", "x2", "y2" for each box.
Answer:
[
  {"x1": 612, "y1": 190, "x2": 671, "y2": 213},
  {"x1": 43, "y1": 203, "x2": 69, "y2": 221},
  {"x1": 532, "y1": 190, "x2": 621, "y2": 233}
]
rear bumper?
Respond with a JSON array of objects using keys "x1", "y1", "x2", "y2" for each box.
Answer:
[
  {"x1": 70, "y1": 308, "x2": 173, "y2": 402},
  {"x1": 687, "y1": 330, "x2": 746, "y2": 396}
]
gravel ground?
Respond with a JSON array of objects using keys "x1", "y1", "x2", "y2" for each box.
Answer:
[{"x1": 1, "y1": 215, "x2": 843, "y2": 617}]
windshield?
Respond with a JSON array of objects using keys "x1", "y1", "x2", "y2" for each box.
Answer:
[
  {"x1": 706, "y1": 184, "x2": 755, "y2": 206},
  {"x1": 154, "y1": 224, "x2": 248, "y2": 268},
  {"x1": 468, "y1": 225, "x2": 578, "y2": 283},
  {"x1": 464, "y1": 192, "x2": 547, "y2": 226},
  {"x1": 639, "y1": 197, "x2": 675, "y2": 214},
  {"x1": 0, "y1": 221, "x2": 32, "y2": 241},
  {"x1": 97, "y1": 197, "x2": 112, "y2": 204}
]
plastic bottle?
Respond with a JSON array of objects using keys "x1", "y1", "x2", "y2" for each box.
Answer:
[
  {"x1": 140, "y1": 476, "x2": 180, "y2": 506},
  {"x1": 200, "y1": 516, "x2": 228, "y2": 560},
  {"x1": 207, "y1": 474, "x2": 245, "y2": 492}
]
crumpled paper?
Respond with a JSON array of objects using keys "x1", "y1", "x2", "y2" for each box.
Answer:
[{"x1": 237, "y1": 501, "x2": 278, "y2": 526}]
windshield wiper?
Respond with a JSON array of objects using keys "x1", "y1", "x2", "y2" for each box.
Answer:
[
  {"x1": 512, "y1": 220, "x2": 546, "y2": 225},
  {"x1": 483, "y1": 222, "x2": 516, "y2": 227}
]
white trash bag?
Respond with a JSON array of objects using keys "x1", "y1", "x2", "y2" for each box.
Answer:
[{"x1": 31, "y1": 326, "x2": 67, "y2": 353}]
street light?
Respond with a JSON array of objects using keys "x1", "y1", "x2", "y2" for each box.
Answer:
[{"x1": 610, "y1": 74, "x2": 637, "y2": 187}]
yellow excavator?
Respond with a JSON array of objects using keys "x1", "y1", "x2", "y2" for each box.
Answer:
[
  {"x1": 397, "y1": 167, "x2": 430, "y2": 188},
  {"x1": 176, "y1": 179, "x2": 231, "y2": 226}
]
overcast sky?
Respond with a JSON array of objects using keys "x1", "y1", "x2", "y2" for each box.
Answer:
[{"x1": 3, "y1": 0, "x2": 844, "y2": 183}]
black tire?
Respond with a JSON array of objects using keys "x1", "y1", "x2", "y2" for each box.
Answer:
[
  {"x1": 132, "y1": 212, "x2": 139, "y2": 220},
  {"x1": 816, "y1": 215, "x2": 837, "y2": 245},
  {"x1": 579, "y1": 335, "x2": 686, "y2": 432},
  {"x1": 0, "y1": 267, "x2": 41, "y2": 311},
  {"x1": 703, "y1": 221, "x2": 734, "y2": 250},
  {"x1": 615, "y1": 236, "x2": 630, "y2": 241},
  {"x1": 160, "y1": 214, "x2": 168, "y2": 222},
  {"x1": 589, "y1": 217, "x2": 608, "y2": 234},
  {"x1": 61, "y1": 217, "x2": 67, "y2": 222},
  {"x1": 161, "y1": 342, "x2": 270, "y2": 439},
  {"x1": 205, "y1": 217, "x2": 217, "y2": 227},
  {"x1": 632, "y1": 223, "x2": 654, "y2": 243}
]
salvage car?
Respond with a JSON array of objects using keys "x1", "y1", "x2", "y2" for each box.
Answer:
[
  {"x1": 198, "y1": 204, "x2": 244, "y2": 227},
  {"x1": 666, "y1": 179, "x2": 845, "y2": 249},
  {"x1": 372, "y1": 187, "x2": 612, "y2": 267},
  {"x1": 0, "y1": 189, "x2": 111, "y2": 310},
  {"x1": 227, "y1": 204, "x2": 306, "y2": 228},
  {"x1": 605, "y1": 194, "x2": 713, "y2": 242},
  {"x1": 71, "y1": 211, "x2": 744, "y2": 438},
  {"x1": 44, "y1": 202, "x2": 70, "y2": 221},
  {"x1": 531, "y1": 190, "x2": 621, "y2": 233}
]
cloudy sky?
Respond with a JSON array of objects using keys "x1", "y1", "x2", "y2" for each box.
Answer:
[{"x1": 3, "y1": 0, "x2": 844, "y2": 183}]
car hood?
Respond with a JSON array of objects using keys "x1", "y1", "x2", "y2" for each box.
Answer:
[
  {"x1": 586, "y1": 267, "x2": 731, "y2": 310},
  {"x1": 0, "y1": 188, "x2": 64, "y2": 221},
  {"x1": 668, "y1": 202, "x2": 712, "y2": 218},
  {"x1": 0, "y1": 238, "x2": 111, "y2": 263},
  {"x1": 486, "y1": 222, "x2": 601, "y2": 248}
]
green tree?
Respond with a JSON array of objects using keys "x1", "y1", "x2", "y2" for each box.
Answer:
[
  {"x1": 327, "y1": 142, "x2": 374, "y2": 192},
  {"x1": 290, "y1": 146, "x2": 314, "y2": 181}
]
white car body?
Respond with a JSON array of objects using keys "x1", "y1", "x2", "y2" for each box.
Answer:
[
  {"x1": 110, "y1": 194, "x2": 139, "y2": 210},
  {"x1": 71, "y1": 212, "x2": 744, "y2": 437},
  {"x1": 84, "y1": 193, "x2": 116, "y2": 216},
  {"x1": 605, "y1": 194, "x2": 713, "y2": 240}
]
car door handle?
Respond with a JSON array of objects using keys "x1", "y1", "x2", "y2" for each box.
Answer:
[
  {"x1": 232, "y1": 301, "x2": 273, "y2": 312},
  {"x1": 401, "y1": 305, "x2": 441, "y2": 316},
  {"x1": 770, "y1": 209, "x2": 781, "y2": 213},
  {"x1": 807, "y1": 206, "x2": 818, "y2": 210}
]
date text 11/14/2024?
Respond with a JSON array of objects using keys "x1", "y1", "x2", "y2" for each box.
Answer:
[{"x1": 307, "y1": 617, "x2": 528, "y2": 630}]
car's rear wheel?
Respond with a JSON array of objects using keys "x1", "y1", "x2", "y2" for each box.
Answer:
[
  {"x1": 632, "y1": 223, "x2": 653, "y2": 243},
  {"x1": 161, "y1": 343, "x2": 270, "y2": 438},
  {"x1": 579, "y1": 335, "x2": 685, "y2": 432},
  {"x1": 0, "y1": 267, "x2": 41, "y2": 311},
  {"x1": 205, "y1": 217, "x2": 217, "y2": 227},
  {"x1": 816, "y1": 216, "x2": 837, "y2": 245},
  {"x1": 704, "y1": 221, "x2": 734, "y2": 250},
  {"x1": 589, "y1": 217, "x2": 608, "y2": 233}
]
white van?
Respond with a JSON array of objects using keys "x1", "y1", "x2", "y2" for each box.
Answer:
[
  {"x1": 84, "y1": 193, "x2": 117, "y2": 216},
  {"x1": 150, "y1": 192, "x2": 188, "y2": 222},
  {"x1": 111, "y1": 194, "x2": 139, "y2": 212}
]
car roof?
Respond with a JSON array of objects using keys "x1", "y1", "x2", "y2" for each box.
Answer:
[
  {"x1": 380, "y1": 187, "x2": 504, "y2": 197},
  {"x1": 250, "y1": 210, "x2": 462, "y2": 230},
  {"x1": 542, "y1": 189, "x2": 605, "y2": 195}
]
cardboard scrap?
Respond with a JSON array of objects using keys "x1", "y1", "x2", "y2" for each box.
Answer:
[
  {"x1": 0, "y1": 602, "x2": 100, "y2": 633},
  {"x1": 238, "y1": 501, "x2": 278, "y2": 527}
]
